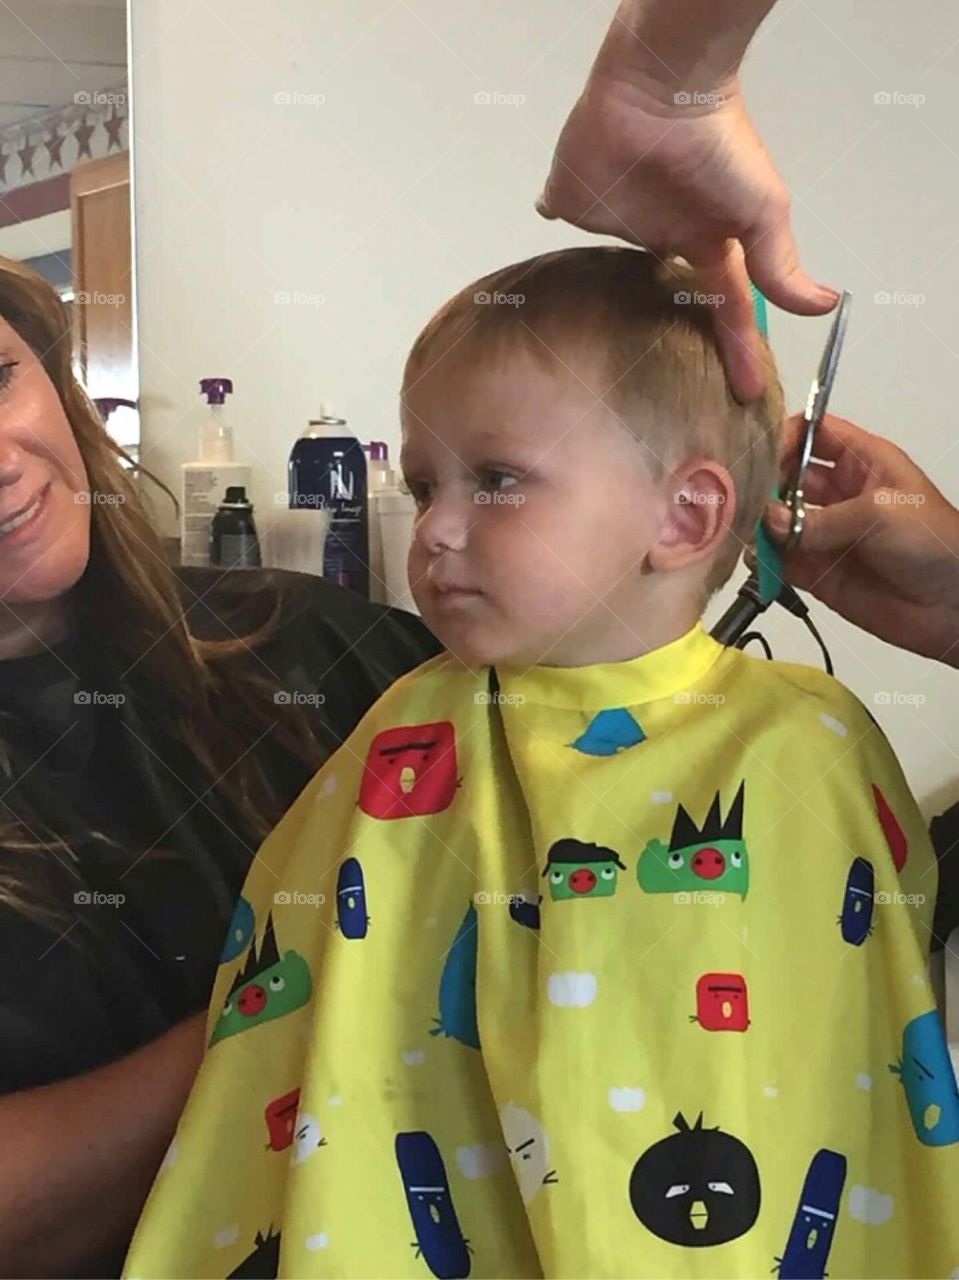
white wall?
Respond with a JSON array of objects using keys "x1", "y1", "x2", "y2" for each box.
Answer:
[
  {"x1": 130, "y1": 0, "x2": 959, "y2": 816},
  {"x1": 0, "y1": 210, "x2": 70, "y2": 262}
]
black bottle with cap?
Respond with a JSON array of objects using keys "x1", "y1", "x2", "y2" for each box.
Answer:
[{"x1": 210, "y1": 486, "x2": 261, "y2": 568}]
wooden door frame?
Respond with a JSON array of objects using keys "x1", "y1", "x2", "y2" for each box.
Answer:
[{"x1": 70, "y1": 150, "x2": 131, "y2": 383}]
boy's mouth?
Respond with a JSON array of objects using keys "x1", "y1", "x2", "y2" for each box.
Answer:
[{"x1": 430, "y1": 577, "x2": 483, "y2": 600}]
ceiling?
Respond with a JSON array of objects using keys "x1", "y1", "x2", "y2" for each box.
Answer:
[{"x1": 0, "y1": 0, "x2": 127, "y2": 131}]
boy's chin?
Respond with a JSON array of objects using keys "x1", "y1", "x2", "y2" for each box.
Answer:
[
  {"x1": 424, "y1": 616, "x2": 521, "y2": 670},
  {"x1": 437, "y1": 627, "x2": 558, "y2": 671}
]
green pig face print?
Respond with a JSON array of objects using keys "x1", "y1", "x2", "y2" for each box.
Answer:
[
  {"x1": 637, "y1": 782, "x2": 749, "y2": 900},
  {"x1": 210, "y1": 913, "x2": 312, "y2": 1046},
  {"x1": 543, "y1": 837, "x2": 627, "y2": 902}
]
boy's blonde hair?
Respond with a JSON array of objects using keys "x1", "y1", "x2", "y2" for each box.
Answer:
[{"x1": 403, "y1": 246, "x2": 785, "y2": 595}]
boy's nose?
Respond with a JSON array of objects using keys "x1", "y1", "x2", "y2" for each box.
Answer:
[{"x1": 415, "y1": 493, "x2": 472, "y2": 556}]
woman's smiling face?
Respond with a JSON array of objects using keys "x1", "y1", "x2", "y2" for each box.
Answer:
[{"x1": 0, "y1": 317, "x2": 90, "y2": 606}]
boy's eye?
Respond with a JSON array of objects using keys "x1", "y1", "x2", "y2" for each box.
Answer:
[
  {"x1": 401, "y1": 477, "x2": 432, "y2": 508},
  {"x1": 479, "y1": 469, "x2": 518, "y2": 493}
]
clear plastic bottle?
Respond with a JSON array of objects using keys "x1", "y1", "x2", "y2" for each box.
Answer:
[{"x1": 180, "y1": 378, "x2": 251, "y2": 566}]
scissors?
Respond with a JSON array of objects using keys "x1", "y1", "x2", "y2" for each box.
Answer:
[{"x1": 781, "y1": 290, "x2": 853, "y2": 552}]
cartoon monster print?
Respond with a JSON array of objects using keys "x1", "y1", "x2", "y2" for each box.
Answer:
[
  {"x1": 209, "y1": 914, "x2": 312, "y2": 1047},
  {"x1": 291, "y1": 1113, "x2": 326, "y2": 1166},
  {"x1": 336, "y1": 856, "x2": 369, "y2": 939},
  {"x1": 431, "y1": 904, "x2": 479, "y2": 1049},
  {"x1": 508, "y1": 893, "x2": 541, "y2": 931},
  {"x1": 890, "y1": 1009, "x2": 959, "y2": 1146},
  {"x1": 637, "y1": 782, "x2": 749, "y2": 900},
  {"x1": 264, "y1": 1088, "x2": 303, "y2": 1153},
  {"x1": 838, "y1": 857, "x2": 874, "y2": 945},
  {"x1": 543, "y1": 838, "x2": 626, "y2": 901},
  {"x1": 395, "y1": 1131, "x2": 471, "y2": 1279},
  {"x1": 774, "y1": 1148, "x2": 846, "y2": 1279},
  {"x1": 873, "y1": 784, "x2": 908, "y2": 871},
  {"x1": 359, "y1": 721, "x2": 459, "y2": 819},
  {"x1": 220, "y1": 895, "x2": 255, "y2": 963},
  {"x1": 500, "y1": 1103, "x2": 558, "y2": 1206},
  {"x1": 629, "y1": 1111, "x2": 761, "y2": 1247},
  {"x1": 692, "y1": 973, "x2": 750, "y2": 1032},
  {"x1": 569, "y1": 708, "x2": 646, "y2": 756},
  {"x1": 227, "y1": 1227, "x2": 281, "y2": 1278}
]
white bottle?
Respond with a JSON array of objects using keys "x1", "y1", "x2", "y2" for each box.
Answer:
[
  {"x1": 365, "y1": 441, "x2": 418, "y2": 613},
  {"x1": 180, "y1": 378, "x2": 252, "y2": 567}
]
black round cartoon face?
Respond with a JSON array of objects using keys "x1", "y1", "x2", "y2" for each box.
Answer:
[{"x1": 629, "y1": 1113, "x2": 760, "y2": 1247}]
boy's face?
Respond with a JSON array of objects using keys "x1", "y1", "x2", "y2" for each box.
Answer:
[{"x1": 401, "y1": 349, "x2": 680, "y2": 668}]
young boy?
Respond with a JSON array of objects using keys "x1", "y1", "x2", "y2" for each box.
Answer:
[{"x1": 126, "y1": 248, "x2": 959, "y2": 1279}]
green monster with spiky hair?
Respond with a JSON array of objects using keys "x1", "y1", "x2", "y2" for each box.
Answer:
[
  {"x1": 209, "y1": 913, "x2": 312, "y2": 1046},
  {"x1": 637, "y1": 782, "x2": 749, "y2": 900}
]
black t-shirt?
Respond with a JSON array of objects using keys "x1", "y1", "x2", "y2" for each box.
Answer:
[{"x1": 0, "y1": 568, "x2": 441, "y2": 1093}]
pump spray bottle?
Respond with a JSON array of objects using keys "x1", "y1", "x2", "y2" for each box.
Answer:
[{"x1": 180, "y1": 378, "x2": 251, "y2": 566}]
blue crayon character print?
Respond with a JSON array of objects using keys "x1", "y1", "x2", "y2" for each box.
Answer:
[
  {"x1": 431, "y1": 904, "x2": 479, "y2": 1049},
  {"x1": 336, "y1": 856, "x2": 369, "y2": 939},
  {"x1": 775, "y1": 1148, "x2": 846, "y2": 1279},
  {"x1": 637, "y1": 782, "x2": 748, "y2": 900},
  {"x1": 220, "y1": 895, "x2": 255, "y2": 963},
  {"x1": 395, "y1": 1131, "x2": 471, "y2": 1279},
  {"x1": 570, "y1": 708, "x2": 645, "y2": 756},
  {"x1": 890, "y1": 1009, "x2": 959, "y2": 1146},
  {"x1": 838, "y1": 857, "x2": 874, "y2": 945}
]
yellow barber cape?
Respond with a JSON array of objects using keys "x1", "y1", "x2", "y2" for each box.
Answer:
[{"x1": 125, "y1": 624, "x2": 959, "y2": 1279}]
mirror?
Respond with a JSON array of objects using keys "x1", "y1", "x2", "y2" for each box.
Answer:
[{"x1": 0, "y1": 0, "x2": 136, "y2": 454}]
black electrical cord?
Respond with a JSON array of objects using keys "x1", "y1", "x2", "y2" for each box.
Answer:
[
  {"x1": 775, "y1": 581, "x2": 835, "y2": 675},
  {"x1": 802, "y1": 613, "x2": 834, "y2": 676},
  {"x1": 737, "y1": 630, "x2": 773, "y2": 661},
  {"x1": 710, "y1": 571, "x2": 835, "y2": 674}
]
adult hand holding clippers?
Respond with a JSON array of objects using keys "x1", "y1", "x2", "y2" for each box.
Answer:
[{"x1": 764, "y1": 414, "x2": 959, "y2": 668}]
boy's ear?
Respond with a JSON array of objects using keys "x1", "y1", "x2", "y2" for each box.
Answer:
[{"x1": 647, "y1": 460, "x2": 736, "y2": 574}]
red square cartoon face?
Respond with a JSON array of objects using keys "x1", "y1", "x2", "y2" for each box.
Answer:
[
  {"x1": 359, "y1": 721, "x2": 458, "y2": 819},
  {"x1": 695, "y1": 973, "x2": 749, "y2": 1032},
  {"x1": 264, "y1": 1087, "x2": 300, "y2": 1151}
]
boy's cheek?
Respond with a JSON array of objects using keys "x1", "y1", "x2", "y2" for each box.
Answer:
[{"x1": 407, "y1": 543, "x2": 429, "y2": 594}]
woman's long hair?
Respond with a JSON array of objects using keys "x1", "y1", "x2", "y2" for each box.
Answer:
[{"x1": 0, "y1": 256, "x2": 326, "y2": 919}]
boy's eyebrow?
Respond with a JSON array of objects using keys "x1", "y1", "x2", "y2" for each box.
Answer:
[{"x1": 400, "y1": 429, "x2": 546, "y2": 474}]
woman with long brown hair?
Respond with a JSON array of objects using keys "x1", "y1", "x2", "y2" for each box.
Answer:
[{"x1": 0, "y1": 256, "x2": 440, "y2": 1275}]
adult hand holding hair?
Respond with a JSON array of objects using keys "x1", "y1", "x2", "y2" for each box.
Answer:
[
  {"x1": 764, "y1": 413, "x2": 959, "y2": 667},
  {"x1": 536, "y1": 0, "x2": 839, "y2": 401}
]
